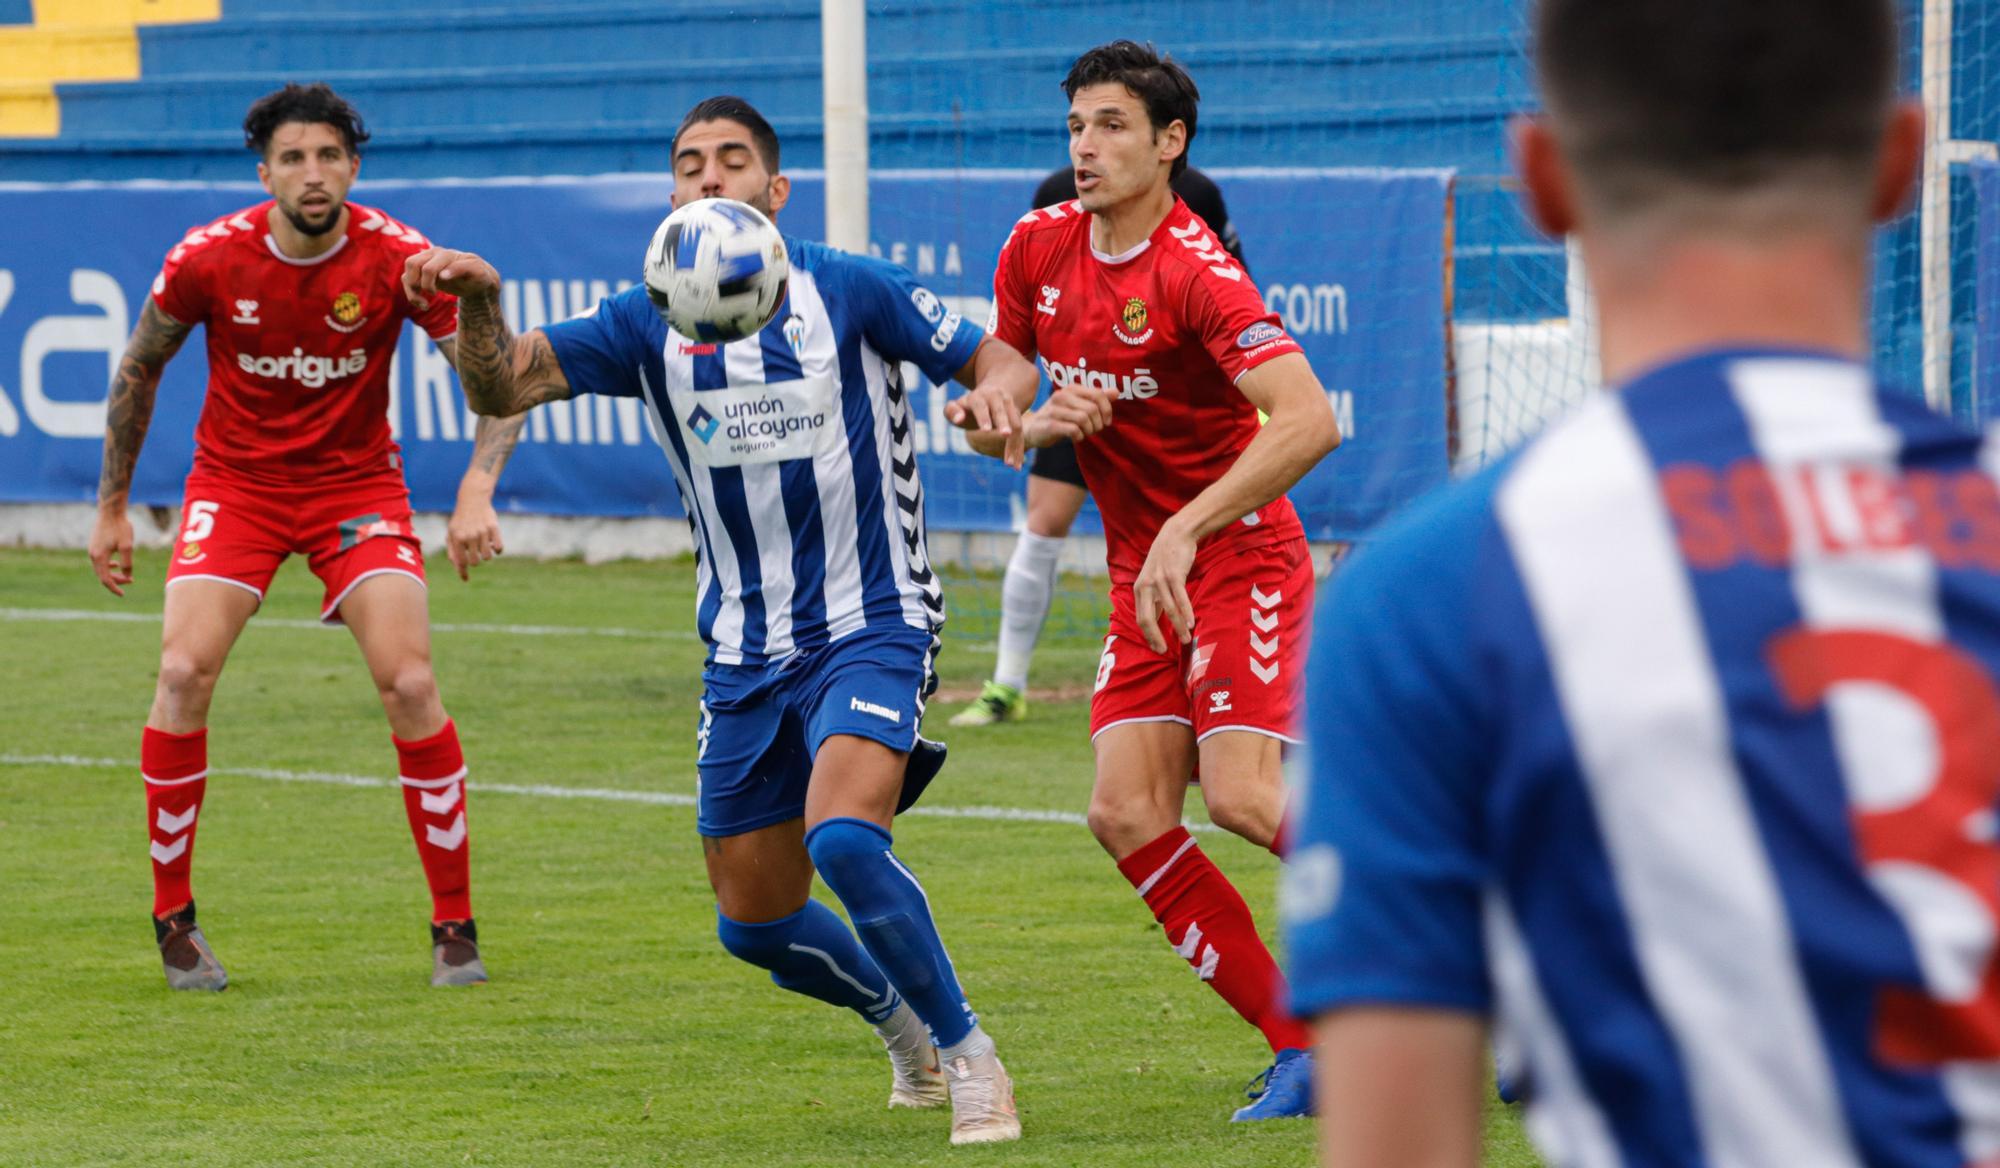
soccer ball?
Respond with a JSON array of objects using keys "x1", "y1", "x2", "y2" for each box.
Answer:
[{"x1": 642, "y1": 197, "x2": 790, "y2": 344}]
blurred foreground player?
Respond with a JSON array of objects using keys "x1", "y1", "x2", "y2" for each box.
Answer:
[
  {"x1": 1280, "y1": 2, "x2": 2000, "y2": 1165},
  {"x1": 87, "y1": 84, "x2": 504, "y2": 990},
  {"x1": 968, "y1": 42, "x2": 1341, "y2": 1120},
  {"x1": 404, "y1": 96, "x2": 1037, "y2": 1145},
  {"x1": 950, "y1": 164, "x2": 1249, "y2": 728}
]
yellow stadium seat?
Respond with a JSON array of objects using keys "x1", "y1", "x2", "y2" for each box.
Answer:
[{"x1": 0, "y1": 0, "x2": 217, "y2": 137}]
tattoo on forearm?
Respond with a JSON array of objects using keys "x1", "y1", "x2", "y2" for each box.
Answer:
[
  {"x1": 98, "y1": 301, "x2": 190, "y2": 507},
  {"x1": 454, "y1": 289, "x2": 515, "y2": 413},
  {"x1": 455, "y1": 292, "x2": 569, "y2": 416},
  {"x1": 469, "y1": 413, "x2": 525, "y2": 477}
]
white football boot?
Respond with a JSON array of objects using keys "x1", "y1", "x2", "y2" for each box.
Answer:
[
  {"x1": 945, "y1": 1042, "x2": 1021, "y2": 1145},
  {"x1": 875, "y1": 1001, "x2": 948, "y2": 1108}
]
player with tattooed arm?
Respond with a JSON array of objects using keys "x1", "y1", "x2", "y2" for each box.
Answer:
[
  {"x1": 87, "y1": 83, "x2": 512, "y2": 990},
  {"x1": 402, "y1": 96, "x2": 1039, "y2": 1146}
]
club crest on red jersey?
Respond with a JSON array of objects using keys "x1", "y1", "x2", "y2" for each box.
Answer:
[
  {"x1": 1114, "y1": 297, "x2": 1155, "y2": 346},
  {"x1": 326, "y1": 291, "x2": 368, "y2": 334}
]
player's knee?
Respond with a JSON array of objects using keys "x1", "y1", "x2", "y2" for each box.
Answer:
[
  {"x1": 378, "y1": 661, "x2": 439, "y2": 715},
  {"x1": 1086, "y1": 792, "x2": 1163, "y2": 855},
  {"x1": 155, "y1": 648, "x2": 222, "y2": 704},
  {"x1": 1200, "y1": 780, "x2": 1280, "y2": 844},
  {"x1": 1199, "y1": 782, "x2": 1266, "y2": 841},
  {"x1": 803, "y1": 817, "x2": 892, "y2": 891},
  {"x1": 716, "y1": 908, "x2": 797, "y2": 970}
]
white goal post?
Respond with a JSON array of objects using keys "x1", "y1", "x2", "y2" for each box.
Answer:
[
  {"x1": 1923, "y1": 0, "x2": 2000, "y2": 413},
  {"x1": 821, "y1": 0, "x2": 870, "y2": 253}
]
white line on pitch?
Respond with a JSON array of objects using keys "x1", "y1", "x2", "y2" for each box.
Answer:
[
  {"x1": 0, "y1": 607, "x2": 697, "y2": 640},
  {"x1": 0, "y1": 753, "x2": 1213, "y2": 833}
]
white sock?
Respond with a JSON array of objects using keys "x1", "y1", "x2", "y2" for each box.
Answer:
[
  {"x1": 875, "y1": 998, "x2": 929, "y2": 1050},
  {"x1": 939, "y1": 1025, "x2": 994, "y2": 1064},
  {"x1": 994, "y1": 531, "x2": 1064, "y2": 691}
]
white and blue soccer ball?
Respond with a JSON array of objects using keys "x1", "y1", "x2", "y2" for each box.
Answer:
[{"x1": 643, "y1": 197, "x2": 789, "y2": 344}]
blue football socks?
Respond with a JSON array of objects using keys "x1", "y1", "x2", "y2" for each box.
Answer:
[
  {"x1": 716, "y1": 899, "x2": 902, "y2": 1026},
  {"x1": 805, "y1": 816, "x2": 978, "y2": 1049}
]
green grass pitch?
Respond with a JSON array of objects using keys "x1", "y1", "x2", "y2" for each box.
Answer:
[{"x1": 0, "y1": 545, "x2": 1538, "y2": 1167}]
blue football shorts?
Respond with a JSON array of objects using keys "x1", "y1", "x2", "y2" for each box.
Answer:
[{"x1": 695, "y1": 622, "x2": 941, "y2": 838}]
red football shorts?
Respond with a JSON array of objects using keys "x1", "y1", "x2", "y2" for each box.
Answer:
[
  {"x1": 164, "y1": 471, "x2": 426, "y2": 623},
  {"x1": 1090, "y1": 537, "x2": 1314, "y2": 744}
]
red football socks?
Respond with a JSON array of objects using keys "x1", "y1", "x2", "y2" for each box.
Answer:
[
  {"x1": 143, "y1": 726, "x2": 208, "y2": 919},
  {"x1": 1270, "y1": 810, "x2": 1291, "y2": 858},
  {"x1": 1117, "y1": 826, "x2": 1313, "y2": 1053},
  {"x1": 394, "y1": 720, "x2": 473, "y2": 924}
]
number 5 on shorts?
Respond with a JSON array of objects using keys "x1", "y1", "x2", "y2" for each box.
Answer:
[
  {"x1": 181, "y1": 500, "x2": 219, "y2": 543},
  {"x1": 1095, "y1": 636, "x2": 1118, "y2": 694}
]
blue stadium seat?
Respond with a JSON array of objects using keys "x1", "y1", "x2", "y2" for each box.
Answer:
[
  {"x1": 0, "y1": 0, "x2": 1556, "y2": 316},
  {"x1": 55, "y1": 38, "x2": 1526, "y2": 137}
]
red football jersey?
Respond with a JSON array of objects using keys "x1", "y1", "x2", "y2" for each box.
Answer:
[
  {"x1": 991, "y1": 196, "x2": 1306, "y2": 575},
  {"x1": 151, "y1": 200, "x2": 458, "y2": 484}
]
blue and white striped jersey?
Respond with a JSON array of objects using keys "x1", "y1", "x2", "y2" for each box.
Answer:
[
  {"x1": 545, "y1": 238, "x2": 983, "y2": 665},
  {"x1": 1285, "y1": 347, "x2": 2000, "y2": 1167}
]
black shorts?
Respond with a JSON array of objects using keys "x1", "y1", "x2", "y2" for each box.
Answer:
[{"x1": 1028, "y1": 438, "x2": 1087, "y2": 488}]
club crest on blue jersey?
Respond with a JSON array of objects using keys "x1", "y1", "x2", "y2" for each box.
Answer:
[
  {"x1": 686, "y1": 404, "x2": 721, "y2": 444},
  {"x1": 783, "y1": 313, "x2": 807, "y2": 359}
]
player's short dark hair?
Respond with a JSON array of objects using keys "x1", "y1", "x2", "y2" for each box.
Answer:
[
  {"x1": 243, "y1": 83, "x2": 370, "y2": 158},
  {"x1": 1062, "y1": 40, "x2": 1199, "y2": 180},
  {"x1": 1535, "y1": 0, "x2": 1898, "y2": 217},
  {"x1": 673, "y1": 96, "x2": 781, "y2": 173}
]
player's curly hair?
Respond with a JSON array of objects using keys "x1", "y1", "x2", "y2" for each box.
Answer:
[
  {"x1": 1062, "y1": 41, "x2": 1199, "y2": 181},
  {"x1": 243, "y1": 83, "x2": 371, "y2": 158}
]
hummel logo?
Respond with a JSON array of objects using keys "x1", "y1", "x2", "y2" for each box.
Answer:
[
  {"x1": 420, "y1": 783, "x2": 461, "y2": 816},
  {"x1": 1037, "y1": 285, "x2": 1061, "y2": 317},
  {"x1": 1167, "y1": 220, "x2": 1245, "y2": 282},
  {"x1": 850, "y1": 697, "x2": 902, "y2": 724},
  {"x1": 686, "y1": 404, "x2": 720, "y2": 443},
  {"x1": 426, "y1": 812, "x2": 468, "y2": 852},
  {"x1": 232, "y1": 299, "x2": 260, "y2": 325}
]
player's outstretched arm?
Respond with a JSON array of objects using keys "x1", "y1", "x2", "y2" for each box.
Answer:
[
  {"x1": 89, "y1": 300, "x2": 192, "y2": 597},
  {"x1": 446, "y1": 413, "x2": 523, "y2": 581},
  {"x1": 950, "y1": 338, "x2": 1120, "y2": 465},
  {"x1": 1019, "y1": 382, "x2": 1118, "y2": 453},
  {"x1": 1131, "y1": 352, "x2": 1340, "y2": 650},
  {"x1": 403, "y1": 247, "x2": 571, "y2": 417},
  {"x1": 1313, "y1": 1008, "x2": 1484, "y2": 1168},
  {"x1": 944, "y1": 337, "x2": 1038, "y2": 468},
  {"x1": 430, "y1": 333, "x2": 522, "y2": 580}
]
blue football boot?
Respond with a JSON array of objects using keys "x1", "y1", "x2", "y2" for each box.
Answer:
[{"x1": 1231, "y1": 1047, "x2": 1314, "y2": 1121}]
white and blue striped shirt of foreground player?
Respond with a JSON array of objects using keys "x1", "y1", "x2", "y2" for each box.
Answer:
[
  {"x1": 543, "y1": 240, "x2": 987, "y2": 667},
  {"x1": 1284, "y1": 347, "x2": 2000, "y2": 1167}
]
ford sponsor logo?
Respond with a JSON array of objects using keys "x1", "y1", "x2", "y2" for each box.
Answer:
[{"x1": 1236, "y1": 322, "x2": 1285, "y2": 349}]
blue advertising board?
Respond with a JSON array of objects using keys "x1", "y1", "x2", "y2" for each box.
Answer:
[{"x1": 0, "y1": 169, "x2": 1449, "y2": 540}]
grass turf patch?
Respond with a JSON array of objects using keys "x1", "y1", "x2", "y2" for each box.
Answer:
[{"x1": 0, "y1": 546, "x2": 1536, "y2": 1167}]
